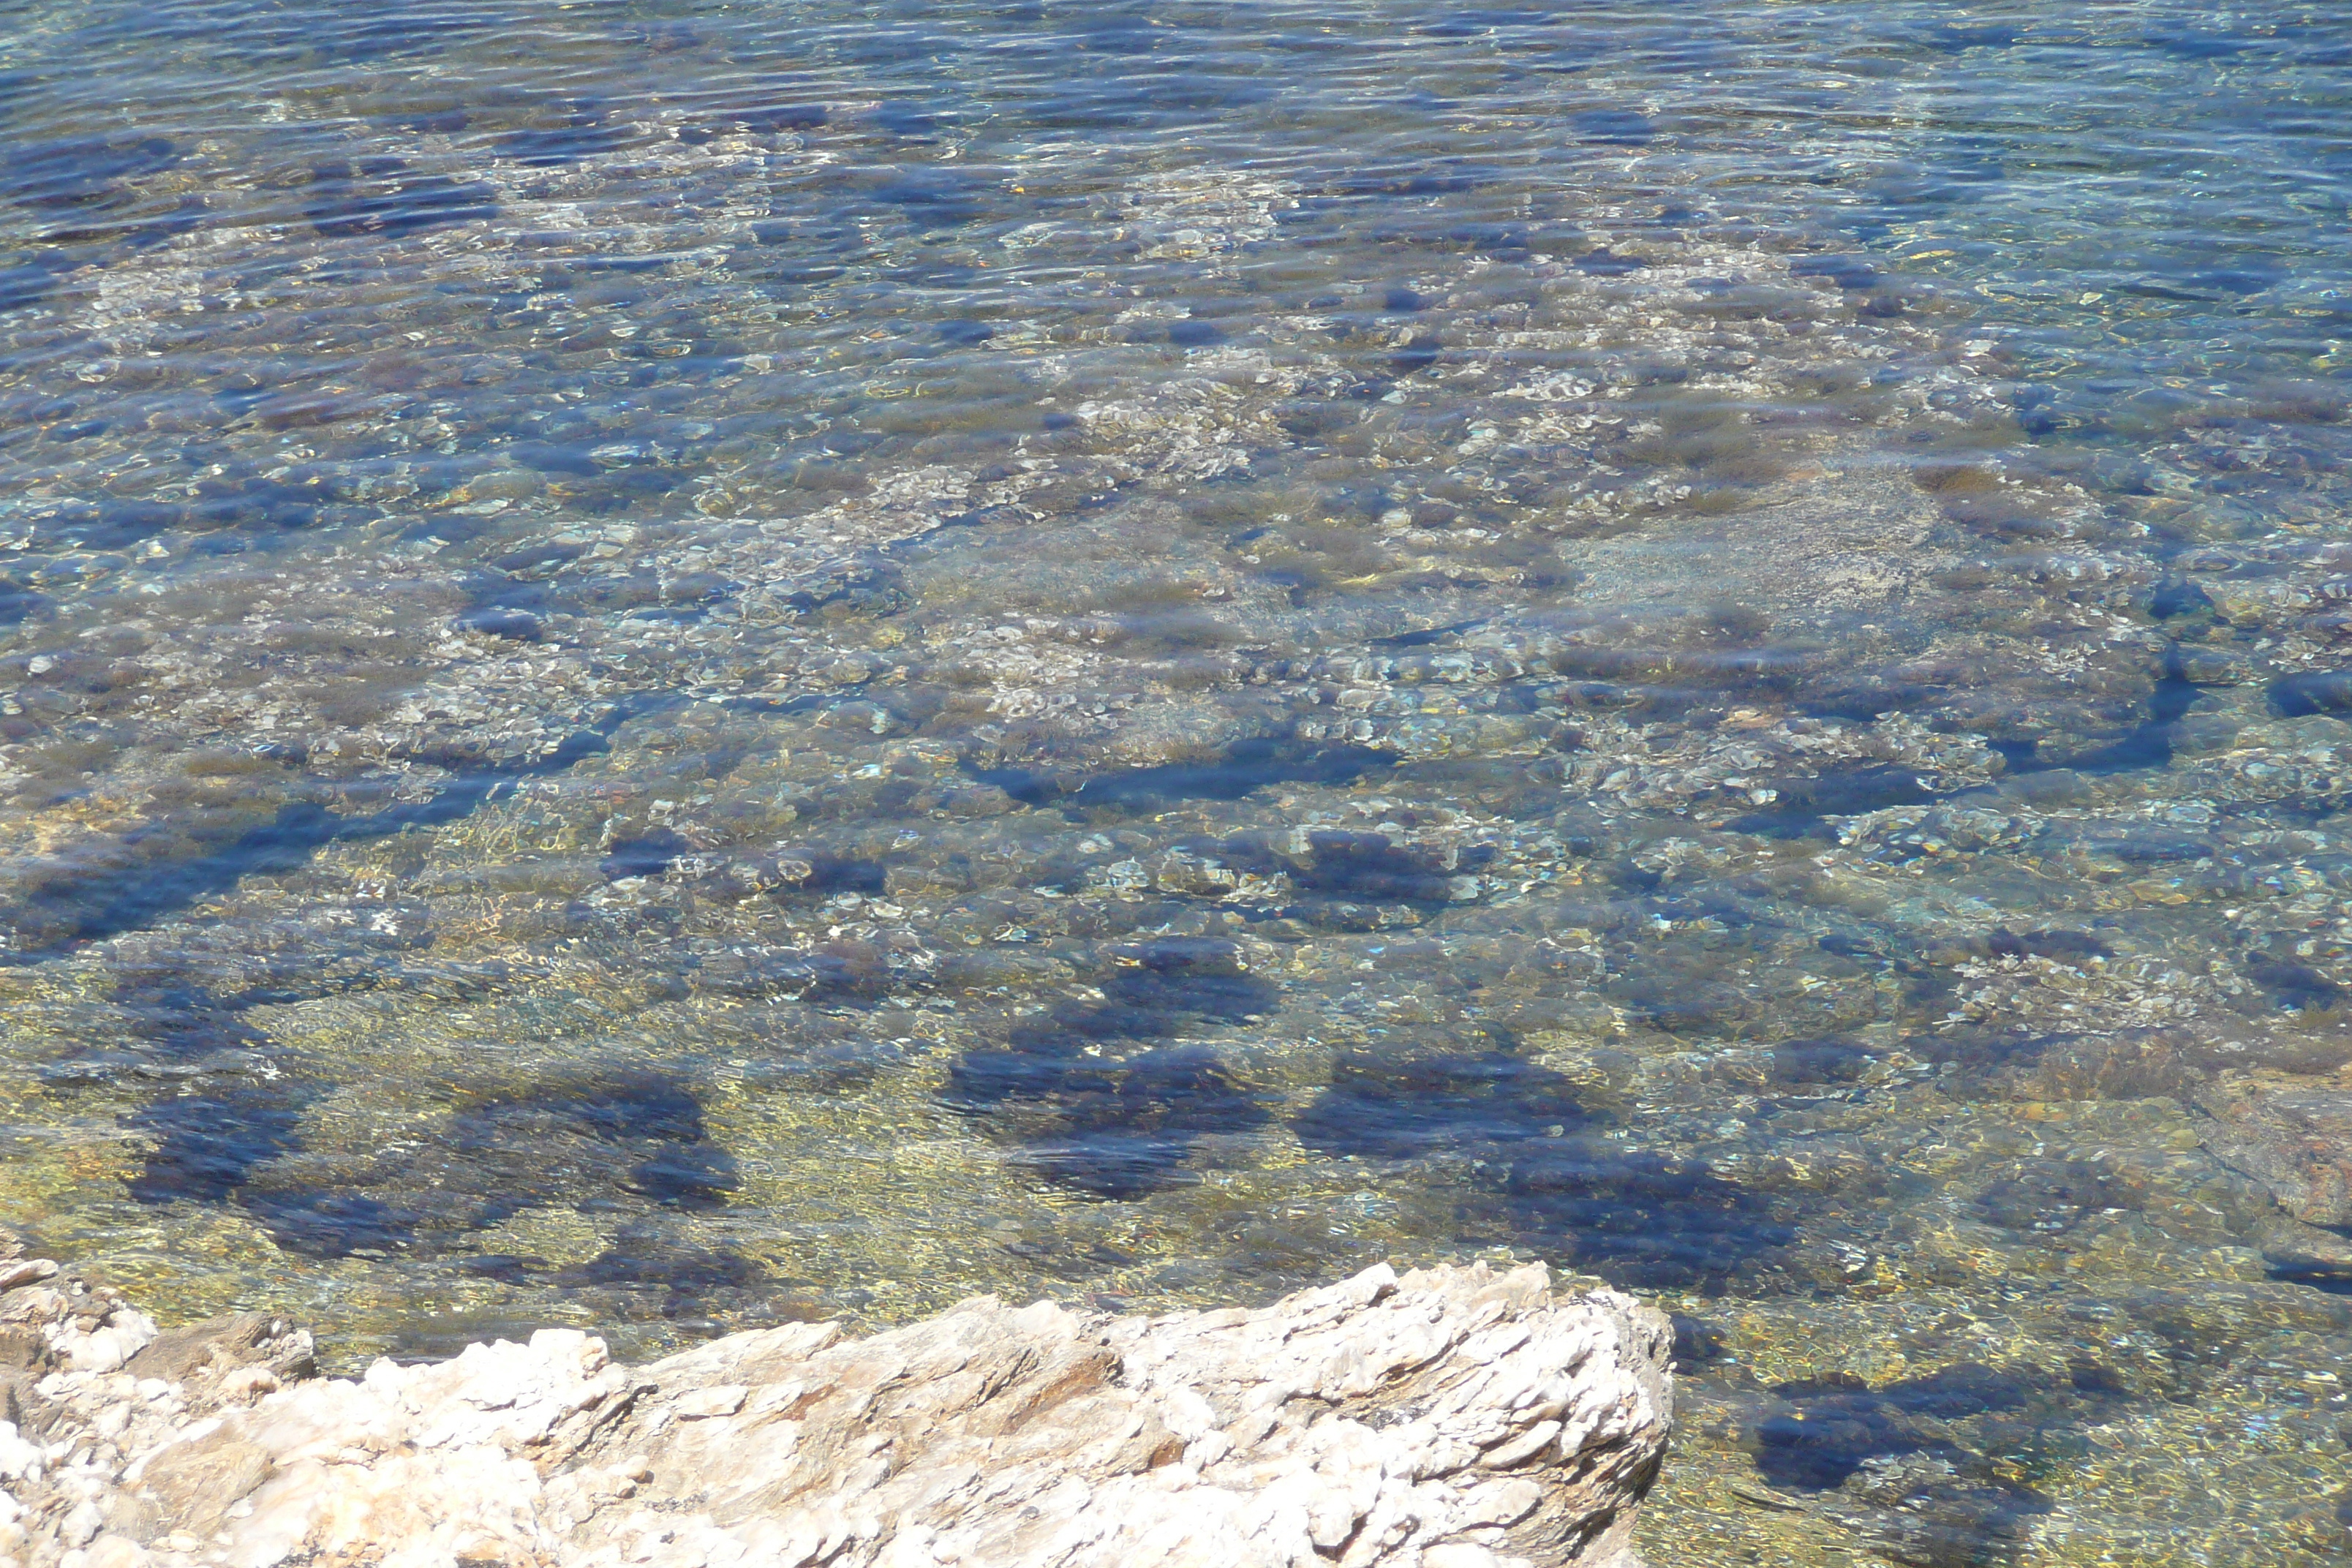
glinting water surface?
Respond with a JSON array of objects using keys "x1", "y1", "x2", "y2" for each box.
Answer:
[{"x1": 2, "y1": 0, "x2": 2351, "y2": 1559}]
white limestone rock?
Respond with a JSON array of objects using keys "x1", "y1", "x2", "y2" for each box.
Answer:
[{"x1": 1, "y1": 1255, "x2": 1671, "y2": 1568}]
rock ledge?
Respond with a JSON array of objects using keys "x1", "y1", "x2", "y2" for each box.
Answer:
[{"x1": 1, "y1": 1241, "x2": 1670, "y2": 1568}]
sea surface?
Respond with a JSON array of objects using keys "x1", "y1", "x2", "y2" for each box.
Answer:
[{"x1": 3, "y1": 1, "x2": 2351, "y2": 1561}]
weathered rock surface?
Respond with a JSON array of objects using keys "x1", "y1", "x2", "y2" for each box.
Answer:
[
  {"x1": 2195, "y1": 1079, "x2": 2352, "y2": 1228},
  {"x1": 0, "y1": 1242, "x2": 1670, "y2": 1568}
]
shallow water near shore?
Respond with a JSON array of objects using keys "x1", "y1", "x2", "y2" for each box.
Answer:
[{"x1": 2, "y1": 0, "x2": 2351, "y2": 1561}]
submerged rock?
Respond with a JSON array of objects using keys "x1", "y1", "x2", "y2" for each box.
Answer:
[
  {"x1": 2195, "y1": 1079, "x2": 2352, "y2": 1227},
  {"x1": 0, "y1": 1245, "x2": 1670, "y2": 1568}
]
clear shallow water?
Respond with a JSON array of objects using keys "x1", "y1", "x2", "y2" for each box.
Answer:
[{"x1": 2, "y1": 0, "x2": 2351, "y2": 1560}]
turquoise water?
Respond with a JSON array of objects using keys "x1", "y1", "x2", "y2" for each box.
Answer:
[{"x1": 3, "y1": 2, "x2": 2351, "y2": 1561}]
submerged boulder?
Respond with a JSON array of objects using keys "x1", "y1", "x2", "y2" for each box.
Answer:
[
  {"x1": 2195, "y1": 1079, "x2": 2352, "y2": 1227},
  {"x1": 0, "y1": 1247, "x2": 1670, "y2": 1568}
]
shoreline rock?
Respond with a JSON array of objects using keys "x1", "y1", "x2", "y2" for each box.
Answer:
[{"x1": 0, "y1": 1234, "x2": 1670, "y2": 1568}]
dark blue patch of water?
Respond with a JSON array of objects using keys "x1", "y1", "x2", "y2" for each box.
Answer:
[
  {"x1": 1571, "y1": 107, "x2": 1654, "y2": 145},
  {"x1": 6, "y1": 135, "x2": 179, "y2": 211},
  {"x1": 305, "y1": 160, "x2": 500, "y2": 238},
  {"x1": 600, "y1": 829, "x2": 690, "y2": 881},
  {"x1": 944, "y1": 938, "x2": 1276, "y2": 1197},
  {"x1": 967, "y1": 739, "x2": 1398, "y2": 815},
  {"x1": 1295, "y1": 1051, "x2": 1591, "y2": 1161},
  {"x1": 126, "y1": 1093, "x2": 309, "y2": 1205}
]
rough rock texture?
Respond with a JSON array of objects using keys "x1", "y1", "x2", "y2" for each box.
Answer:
[
  {"x1": 2195, "y1": 1079, "x2": 2352, "y2": 1227},
  {"x1": 0, "y1": 1250, "x2": 1670, "y2": 1568}
]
